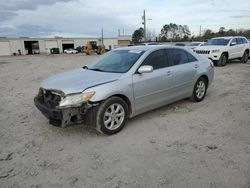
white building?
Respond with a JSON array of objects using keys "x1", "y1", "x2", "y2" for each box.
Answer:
[{"x1": 0, "y1": 36, "x2": 131, "y2": 56}]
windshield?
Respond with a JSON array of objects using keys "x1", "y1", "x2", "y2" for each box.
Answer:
[
  {"x1": 205, "y1": 38, "x2": 231, "y2": 46},
  {"x1": 87, "y1": 50, "x2": 144, "y2": 73},
  {"x1": 187, "y1": 43, "x2": 201, "y2": 46}
]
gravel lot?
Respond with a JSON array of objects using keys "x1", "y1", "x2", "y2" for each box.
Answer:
[{"x1": 0, "y1": 54, "x2": 250, "y2": 188}]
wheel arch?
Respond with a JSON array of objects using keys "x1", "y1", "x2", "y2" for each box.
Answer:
[
  {"x1": 200, "y1": 74, "x2": 209, "y2": 86},
  {"x1": 109, "y1": 94, "x2": 133, "y2": 117},
  {"x1": 222, "y1": 51, "x2": 229, "y2": 58}
]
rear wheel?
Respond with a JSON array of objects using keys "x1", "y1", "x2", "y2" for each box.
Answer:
[
  {"x1": 241, "y1": 51, "x2": 249, "y2": 64},
  {"x1": 191, "y1": 77, "x2": 208, "y2": 102},
  {"x1": 217, "y1": 53, "x2": 228, "y2": 66}
]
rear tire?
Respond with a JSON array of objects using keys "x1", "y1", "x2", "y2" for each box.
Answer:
[
  {"x1": 190, "y1": 77, "x2": 208, "y2": 102},
  {"x1": 217, "y1": 53, "x2": 228, "y2": 66},
  {"x1": 241, "y1": 51, "x2": 249, "y2": 64}
]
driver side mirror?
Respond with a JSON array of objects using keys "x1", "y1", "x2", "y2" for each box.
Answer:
[
  {"x1": 138, "y1": 65, "x2": 153, "y2": 74},
  {"x1": 230, "y1": 42, "x2": 237, "y2": 46}
]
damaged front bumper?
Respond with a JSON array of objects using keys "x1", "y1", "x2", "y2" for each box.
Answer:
[{"x1": 34, "y1": 96, "x2": 95, "y2": 127}]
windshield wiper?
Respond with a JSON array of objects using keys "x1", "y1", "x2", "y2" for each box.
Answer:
[
  {"x1": 82, "y1": 65, "x2": 88, "y2": 69},
  {"x1": 88, "y1": 68, "x2": 105, "y2": 72}
]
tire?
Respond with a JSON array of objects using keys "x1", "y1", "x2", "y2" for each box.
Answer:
[
  {"x1": 241, "y1": 51, "x2": 249, "y2": 64},
  {"x1": 190, "y1": 77, "x2": 208, "y2": 102},
  {"x1": 87, "y1": 97, "x2": 129, "y2": 135},
  {"x1": 217, "y1": 53, "x2": 228, "y2": 66}
]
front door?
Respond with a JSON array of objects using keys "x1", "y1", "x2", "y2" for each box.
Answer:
[
  {"x1": 229, "y1": 38, "x2": 240, "y2": 59},
  {"x1": 132, "y1": 49, "x2": 174, "y2": 115}
]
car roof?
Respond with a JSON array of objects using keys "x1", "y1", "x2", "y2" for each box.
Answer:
[
  {"x1": 212, "y1": 36, "x2": 246, "y2": 40},
  {"x1": 114, "y1": 45, "x2": 189, "y2": 52},
  {"x1": 190, "y1": 41, "x2": 203, "y2": 43}
]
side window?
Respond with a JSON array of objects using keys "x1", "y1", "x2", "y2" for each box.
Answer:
[
  {"x1": 168, "y1": 49, "x2": 189, "y2": 66},
  {"x1": 231, "y1": 38, "x2": 236, "y2": 45},
  {"x1": 186, "y1": 52, "x2": 197, "y2": 62},
  {"x1": 242, "y1": 38, "x2": 248, "y2": 44},
  {"x1": 142, "y1": 49, "x2": 169, "y2": 70},
  {"x1": 236, "y1": 38, "x2": 243, "y2": 44}
]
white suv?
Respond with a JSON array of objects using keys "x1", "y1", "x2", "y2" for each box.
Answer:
[{"x1": 194, "y1": 36, "x2": 249, "y2": 66}]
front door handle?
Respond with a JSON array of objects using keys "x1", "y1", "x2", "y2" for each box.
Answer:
[
  {"x1": 194, "y1": 64, "x2": 199, "y2": 68},
  {"x1": 166, "y1": 71, "x2": 171, "y2": 76}
]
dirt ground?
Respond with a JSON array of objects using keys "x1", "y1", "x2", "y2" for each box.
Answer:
[{"x1": 0, "y1": 54, "x2": 250, "y2": 188}]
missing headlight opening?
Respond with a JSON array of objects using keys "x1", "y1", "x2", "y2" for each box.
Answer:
[{"x1": 34, "y1": 88, "x2": 98, "y2": 128}]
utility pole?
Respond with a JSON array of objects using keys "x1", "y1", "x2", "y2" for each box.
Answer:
[
  {"x1": 199, "y1": 25, "x2": 201, "y2": 37},
  {"x1": 101, "y1": 28, "x2": 104, "y2": 45},
  {"x1": 142, "y1": 10, "x2": 146, "y2": 42}
]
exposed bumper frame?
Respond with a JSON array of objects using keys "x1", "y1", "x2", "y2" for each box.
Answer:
[{"x1": 34, "y1": 96, "x2": 95, "y2": 127}]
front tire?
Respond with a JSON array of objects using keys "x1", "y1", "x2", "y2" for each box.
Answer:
[
  {"x1": 217, "y1": 53, "x2": 228, "y2": 66},
  {"x1": 191, "y1": 77, "x2": 208, "y2": 102},
  {"x1": 88, "y1": 97, "x2": 129, "y2": 135},
  {"x1": 241, "y1": 51, "x2": 249, "y2": 64}
]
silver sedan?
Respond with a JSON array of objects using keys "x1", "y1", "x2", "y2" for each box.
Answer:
[{"x1": 34, "y1": 45, "x2": 214, "y2": 135}]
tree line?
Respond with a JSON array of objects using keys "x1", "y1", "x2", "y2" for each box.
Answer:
[
  {"x1": 194, "y1": 27, "x2": 250, "y2": 41},
  {"x1": 132, "y1": 24, "x2": 250, "y2": 43}
]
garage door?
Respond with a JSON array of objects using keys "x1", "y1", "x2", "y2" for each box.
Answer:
[
  {"x1": 45, "y1": 41, "x2": 58, "y2": 49},
  {"x1": 62, "y1": 40, "x2": 74, "y2": 44},
  {"x1": 0, "y1": 41, "x2": 11, "y2": 56}
]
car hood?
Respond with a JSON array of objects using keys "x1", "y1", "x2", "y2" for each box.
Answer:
[
  {"x1": 41, "y1": 68, "x2": 122, "y2": 94},
  {"x1": 195, "y1": 45, "x2": 227, "y2": 50}
]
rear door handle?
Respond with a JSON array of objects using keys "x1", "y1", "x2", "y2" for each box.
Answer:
[{"x1": 194, "y1": 64, "x2": 199, "y2": 68}]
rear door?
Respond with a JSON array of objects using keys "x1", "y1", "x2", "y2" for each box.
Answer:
[
  {"x1": 132, "y1": 49, "x2": 174, "y2": 114},
  {"x1": 167, "y1": 48, "x2": 198, "y2": 98},
  {"x1": 236, "y1": 38, "x2": 245, "y2": 58}
]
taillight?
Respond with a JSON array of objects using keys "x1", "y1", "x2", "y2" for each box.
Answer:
[{"x1": 210, "y1": 62, "x2": 214, "y2": 68}]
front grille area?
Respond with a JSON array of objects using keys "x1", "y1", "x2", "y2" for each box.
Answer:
[
  {"x1": 194, "y1": 50, "x2": 210, "y2": 54},
  {"x1": 38, "y1": 88, "x2": 62, "y2": 108}
]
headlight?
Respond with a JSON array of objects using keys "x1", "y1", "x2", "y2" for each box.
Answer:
[
  {"x1": 212, "y1": 49, "x2": 220, "y2": 53},
  {"x1": 58, "y1": 92, "x2": 95, "y2": 108}
]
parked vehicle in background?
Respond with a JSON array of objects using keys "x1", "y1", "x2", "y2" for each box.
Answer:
[
  {"x1": 64, "y1": 48, "x2": 78, "y2": 54},
  {"x1": 194, "y1": 36, "x2": 249, "y2": 66},
  {"x1": 34, "y1": 45, "x2": 214, "y2": 135},
  {"x1": 249, "y1": 40, "x2": 250, "y2": 59},
  {"x1": 186, "y1": 42, "x2": 205, "y2": 50},
  {"x1": 175, "y1": 43, "x2": 186, "y2": 46},
  {"x1": 75, "y1": 46, "x2": 83, "y2": 53},
  {"x1": 135, "y1": 42, "x2": 160, "y2": 46},
  {"x1": 82, "y1": 41, "x2": 105, "y2": 55}
]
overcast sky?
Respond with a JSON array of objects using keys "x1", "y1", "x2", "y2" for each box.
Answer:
[{"x1": 0, "y1": 0, "x2": 250, "y2": 38}]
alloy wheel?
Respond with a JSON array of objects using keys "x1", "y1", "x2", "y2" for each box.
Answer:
[
  {"x1": 103, "y1": 103, "x2": 125, "y2": 130},
  {"x1": 196, "y1": 81, "x2": 206, "y2": 99}
]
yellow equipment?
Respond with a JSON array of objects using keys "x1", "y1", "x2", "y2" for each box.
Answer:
[{"x1": 82, "y1": 41, "x2": 105, "y2": 55}]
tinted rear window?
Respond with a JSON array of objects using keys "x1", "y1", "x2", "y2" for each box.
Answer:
[{"x1": 168, "y1": 49, "x2": 189, "y2": 65}]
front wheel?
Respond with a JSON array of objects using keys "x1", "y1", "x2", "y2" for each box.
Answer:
[
  {"x1": 190, "y1": 77, "x2": 208, "y2": 102},
  {"x1": 92, "y1": 97, "x2": 129, "y2": 135},
  {"x1": 217, "y1": 53, "x2": 228, "y2": 66}
]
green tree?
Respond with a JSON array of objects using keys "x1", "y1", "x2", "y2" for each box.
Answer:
[
  {"x1": 160, "y1": 23, "x2": 190, "y2": 41},
  {"x1": 218, "y1": 27, "x2": 226, "y2": 36},
  {"x1": 226, "y1": 29, "x2": 236, "y2": 36},
  {"x1": 132, "y1": 28, "x2": 144, "y2": 43},
  {"x1": 203, "y1": 29, "x2": 215, "y2": 39}
]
